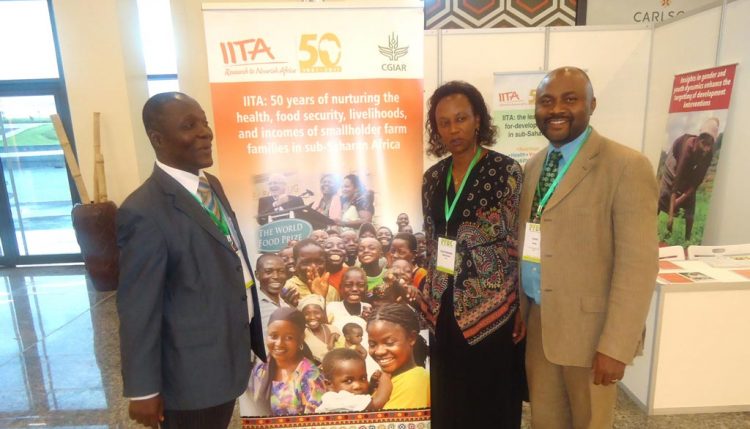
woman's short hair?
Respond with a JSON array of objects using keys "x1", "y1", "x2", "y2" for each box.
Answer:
[{"x1": 425, "y1": 80, "x2": 497, "y2": 157}]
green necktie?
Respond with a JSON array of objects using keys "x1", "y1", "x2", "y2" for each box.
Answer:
[{"x1": 530, "y1": 150, "x2": 563, "y2": 220}]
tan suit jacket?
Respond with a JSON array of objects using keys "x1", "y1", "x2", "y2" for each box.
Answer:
[{"x1": 519, "y1": 129, "x2": 658, "y2": 367}]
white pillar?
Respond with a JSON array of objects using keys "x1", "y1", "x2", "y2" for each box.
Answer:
[{"x1": 53, "y1": 0, "x2": 152, "y2": 204}]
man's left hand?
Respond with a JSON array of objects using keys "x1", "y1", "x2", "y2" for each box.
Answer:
[{"x1": 592, "y1": 352, "x2": 626, "y2": 386}]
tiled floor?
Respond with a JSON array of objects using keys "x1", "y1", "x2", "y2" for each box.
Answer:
[{"x1": 0, "y1": 265, "x2": 747, "y2": 428}]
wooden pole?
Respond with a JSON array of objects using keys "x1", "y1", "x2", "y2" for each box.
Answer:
[
  {"x1": 51, "y1": 114, "x2": 90, "y2": 203},
  {"x1": 95, "y1": 153, "x2": 108, "y2": 202},
  {"x1": 93, "y1": 112, "x2": 101, "y2": 202},
  {"x1": 92, "y1": 112, "x2": 108, "y2": 202}
]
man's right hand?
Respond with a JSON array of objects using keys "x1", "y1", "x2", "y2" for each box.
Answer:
[{"x1": 128, "y1": 395, "x2": 164, "y2": 428}]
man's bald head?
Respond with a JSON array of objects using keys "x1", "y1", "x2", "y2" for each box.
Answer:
[
  {"x1": 535, "y1": 66, "x2": 597, "y2": 146},
  {"x1": 142, "y1": 92, "x2": 194, "y2": 133},
  {"x1": 539, "y1": 67, "x2": 594, "y2": 101},
  {"x1": 141, "y1": 92, "x2": 213, "y2": 174}
]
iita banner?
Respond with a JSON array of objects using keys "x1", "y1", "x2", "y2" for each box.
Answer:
[
  {"x1": 492, "y1": 71, "x2": 547, "y2": 166},
  {"x1": 203, "y1": 2, "x2": 428, "y2": 428},
  {"x1": 657, "y1": 64, "x2": 737, "y2": 246}
]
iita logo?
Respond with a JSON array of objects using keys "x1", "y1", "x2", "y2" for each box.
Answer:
[
  {"x1": 378, "y1": 33, "x2": 408, "y2": 71},
  {"x1": 497, "y1": 88, "x2": 536, "y2": 105},
  {"x1": 298, "y1": 33, "x2": 342, "y2": 73},
  {"x1": 220, "y1": 38, "x2": 275, "y2": 65}
]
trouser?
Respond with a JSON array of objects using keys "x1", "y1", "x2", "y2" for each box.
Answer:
[
  {"x1": 526, "y1": 303, "x2": 617, "y2": 429},
  {"x1": 162, "y1": 399, "x2": 235, "y2": 429}
]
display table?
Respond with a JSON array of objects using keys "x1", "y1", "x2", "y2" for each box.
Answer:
[{"x1": 620, "y1": 260, "x2": 750, "y2": 415}]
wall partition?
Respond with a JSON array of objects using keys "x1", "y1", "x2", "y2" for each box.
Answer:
[{"x1": 422, "y1": 0, "x2": 748, "y2": 245}]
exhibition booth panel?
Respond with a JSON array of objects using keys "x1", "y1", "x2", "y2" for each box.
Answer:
[{"x1": 55, "y1": 0, "x2": 749, "y2": 250}]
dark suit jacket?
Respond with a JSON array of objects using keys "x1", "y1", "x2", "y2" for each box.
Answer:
[
  {"x1": 257, "y1": 194, "x2": 305, "y2": 225},
  {"x1": 117, "y1": 165, "x2": 266, "y2": 410}
]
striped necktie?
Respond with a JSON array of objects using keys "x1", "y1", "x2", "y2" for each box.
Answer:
[
  {"x1": 530, "y1": 150, "x2": 563, "y2": 220},
  {"x1": 197, "y1": 176, "x2": 222, "y2": 221}
]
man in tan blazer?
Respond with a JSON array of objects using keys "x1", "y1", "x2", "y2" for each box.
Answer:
[{"x1": 519, "y1": 67, "x2": 658, "y2": 428}]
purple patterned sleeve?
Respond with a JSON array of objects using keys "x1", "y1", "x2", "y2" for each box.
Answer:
[{"x1": 299, "y1": 359, "x2": 326, "y2": 414}]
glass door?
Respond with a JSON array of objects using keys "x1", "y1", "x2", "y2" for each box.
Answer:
[{"x1": 0, "y1": 95, "x2": 81, "y2": 265}]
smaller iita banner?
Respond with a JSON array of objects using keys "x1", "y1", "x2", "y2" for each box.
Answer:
[
  {"x1": 492, "y1": 71, "x2": 548, "y2": 166},
  {"x1": 657, "y1": 64, "x2": 737, "y2": 247}
]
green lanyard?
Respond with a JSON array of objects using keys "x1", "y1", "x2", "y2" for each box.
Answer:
[
  {"x1": 192, "y1": 194, "x2": 231, "y2": 236},
  {"x1": 534, "y1": 127, "x2": 591, "y2": 221},
  {"x1": 445, "y1": 146, "x2": 483, "y2": 223}
]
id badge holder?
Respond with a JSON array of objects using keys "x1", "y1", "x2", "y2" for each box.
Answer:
[
  {"x1": 226, "y1": 234, "x2": 239, "y2": 252},
  {"x1": 437, "y1": 236, "x2": 457, "y2": 274},
  {"x1": 522, "y1": 223, "x2": 541, "y2": 263}
]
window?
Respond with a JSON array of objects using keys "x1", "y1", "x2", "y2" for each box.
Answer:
[
  {"x1": 0, "y1": 1, "x2": 59, "y2": 80},
  {"x1": 137, "y1": 0, "x2": 179, "y2": 96},
  {"x1": 0, "y1": 0, "x2": 81, "y2": 266}
]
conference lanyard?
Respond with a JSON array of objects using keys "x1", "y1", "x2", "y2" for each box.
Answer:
[
  {"x1": 445, "y1": 146, "x2": 483, "y2": 225},
  {"x1": 534, "y1": 127, "x2": 591, "y2": 222}
]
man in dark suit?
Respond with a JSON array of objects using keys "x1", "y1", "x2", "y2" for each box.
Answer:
[{"x1": 117, "y1": 92, "x2": 266, "y2": 428}]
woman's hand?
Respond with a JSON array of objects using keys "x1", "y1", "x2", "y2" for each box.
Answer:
[
  {"x1": 403, "y1": 285, "x2": 420, "y2": 303},
  {"x1": 369, "y1": 370, "x2": 382, "y2": 388},
  {"x1": 512, "y1": 310, "x2": 526, "y2": 344},
  {"x1": 328, "y1": 332, "x2": 340, "y2": 350},
  {"x1": 368, "y1": 370, "x2": 393, "y2": 410}
]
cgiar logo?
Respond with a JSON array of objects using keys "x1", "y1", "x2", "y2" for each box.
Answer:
[{"x1": 378, "y1": 33, "x2": 408, "y2": 71}]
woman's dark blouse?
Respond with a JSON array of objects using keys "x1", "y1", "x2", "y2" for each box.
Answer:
[{"x1": 421, "y1": 150, "x2": 523, "y2": 345}]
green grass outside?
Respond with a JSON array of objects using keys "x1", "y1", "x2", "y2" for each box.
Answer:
[
  {"x1": 1, "y1": 123, "x2": 59, "y2": 147},
  {"x1": 2, "y1": 117, "x2": 49, "y2": 124}
]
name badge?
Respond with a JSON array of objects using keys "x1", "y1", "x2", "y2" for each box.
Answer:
[
  {"x1": 522, "y1": 223, "x2": 541, "y2": 263},
  {"x1": 437, "y1": 236, "x2": 457, "y2": 274},
  {"x1": 226, "y1": 234, "x2": 239, "y2": 252}
]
